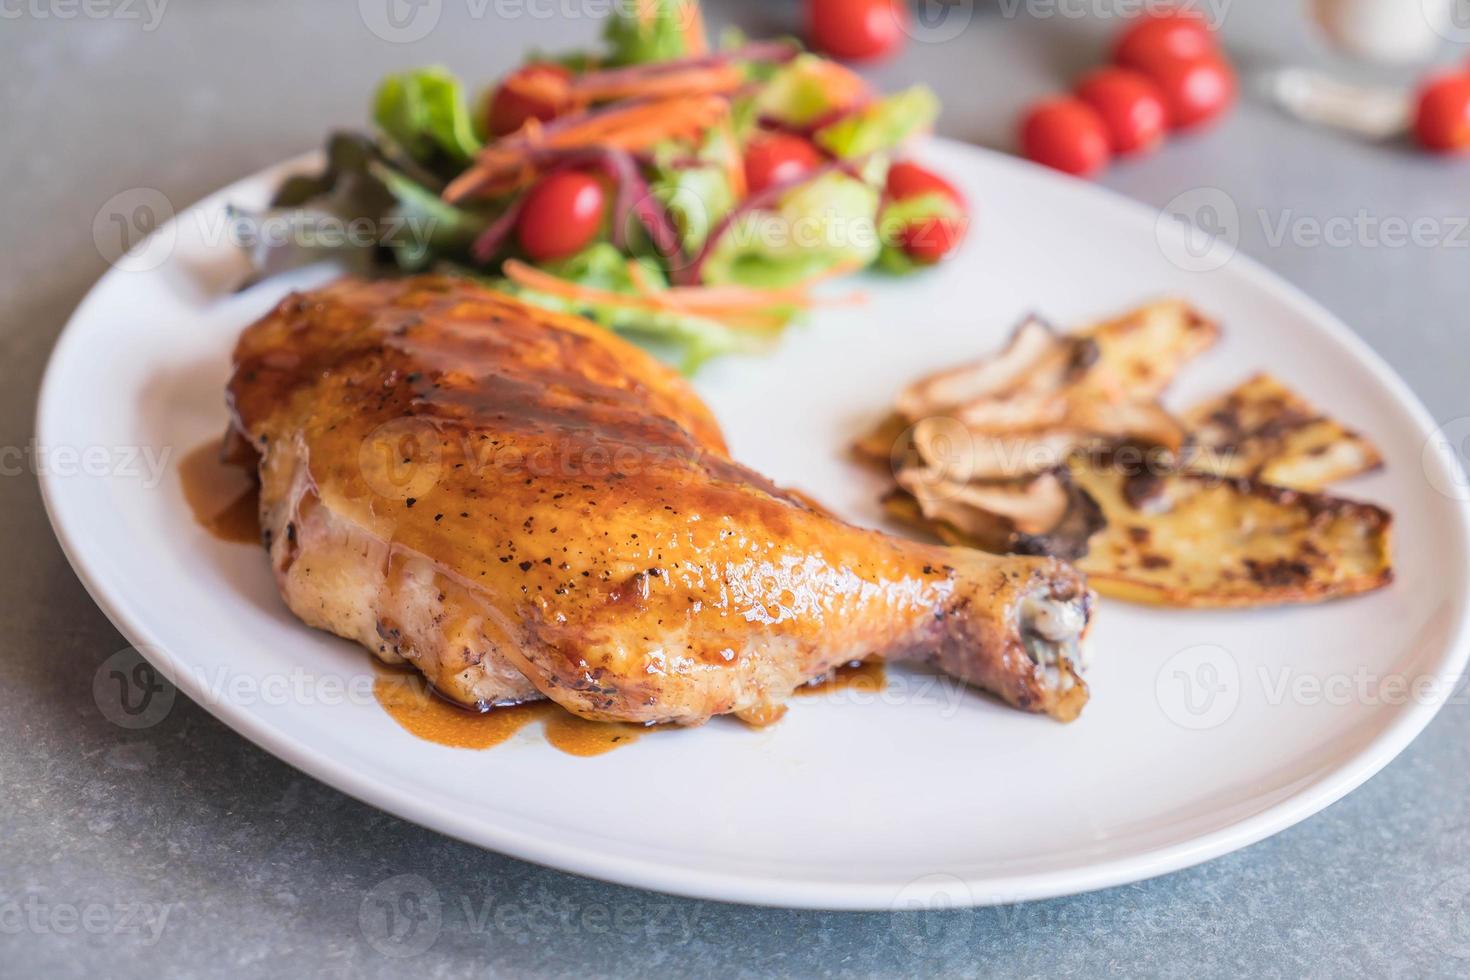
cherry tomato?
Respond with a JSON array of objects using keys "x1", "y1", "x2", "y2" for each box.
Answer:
[
  {"x1": 884, "y1": 161, "x2": 968, "y2": 263},
  {"x1": 1113, "y1": 10, "x2": 1217, "y2": 71},
  {"x1": 805, "y1": 0, "x2": 908, "y2": 63},
  {"x1": 743, "y1": 134, "x2": 824, "y2": 195},
  {"x1": 1130, "y1": 52, "x2": 1236, "y2": 130},
  {"x1": 1019, "y1": 98, "x2": 1112, "y2": 177},
  {"x1": 1413, "y1": 73, "x2": 1470, "y2": 153},
  {"x1": 515, "y1": 171, "x2": 606, "y2": 262},
  {"x1": 1074, "y1": 67, "x2": 1168, "y2": 156},
  {"x1": 488, "y1": 63, "x2": 572, "y2": 137},
  {"x1": 885, "y1": 160, "x2": 963, "y2": 204},
  {"x1": 897, "y1": 218, "x2": 966, "y2": 264}
]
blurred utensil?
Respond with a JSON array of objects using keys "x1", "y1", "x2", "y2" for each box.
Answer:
[{"x1": 1261, "y1": 67, "x2": 1412, "y2": 140}]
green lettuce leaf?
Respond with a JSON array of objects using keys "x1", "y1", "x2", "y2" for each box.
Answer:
[
  {"x1": 815, "y1": 86, "x2": 940, "y2": 159},
  {"x1": 700, "y1": 172, "x2": 880, "y2": 288},
  {"x1": 367, "y1": 161, "x2": 489, "y2": 270},
  {"x1": 603, "y1": 0, "x2": 704, "y2": 66},
  {"x1": 233, "y1": 132, "x2": 491, "y2": 286},
  {"x1": 754, "y1": 54, "x2": 856, "y2": 127},
  {"x1": 648, "y1": 127, "x2": 738, "y2": 255},
  {"x1": 652, "y1": 162, "x2": 733, "y2": 256},
  {"x1": 500, "y1": 244, "x2": 755, "y2": 373},
  {"x1": 373, "y1": 67, "x2": 483, "y2": 168}
]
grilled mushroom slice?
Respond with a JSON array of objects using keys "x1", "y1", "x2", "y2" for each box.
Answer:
[
  {"x1": 888, "y1": 466, "x2": 1105, "y2": 560},
  {"x1": 908, "y1": 416, "x2": 1098, "y2": 482},
  {"x1": 895, "y1": 316, "x2": 1062, "y2": 420}
]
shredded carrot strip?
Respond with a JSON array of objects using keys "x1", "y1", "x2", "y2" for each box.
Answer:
[
  {"x1": 504, "y1": 259, "x2": 859, "y2": 331},
  {"x1": 445, "y1": 95, "x2": 729, "y2": 202},
  {"x1": 680, "y1": 1, "x2": 709, "y2": 58},
  {"x1": 570, "y1": 65, "x2": 744, "y2": 104},
  {"x1": 716, "y1": 118, "x2": 746, "y2": 200},
  {"x1": 626, "y1": 257, "x2": 867, "y2": 311}
]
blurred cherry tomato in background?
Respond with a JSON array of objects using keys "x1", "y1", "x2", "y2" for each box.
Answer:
[
  {"x1": 1020, "y1": 98, "x2": 1112, "y2": 176},
  {"x1": 488, "y1": 63, "x2": 572, "y2": 137},
  {"x1": 1413, "y1": 73, "x2": 1470, "y2": 153},
  {"x1": 884, "y1": 161, "x2": 968, "y2": 264},
  {"x1": 1113, "y1": 10, "x2": 1217, "y2": 70},
  {"x1": 1129, "y1": 51, "x2": 1236, "y2": 130},
  {"x1": 805, "y1": 0, "x2": 908, "y2": 62},
  {"x1": 1074, "y1": 67, "x2": 1168, "y2": 155},
  {"x1": 744, "y1": 134, "x2": 825, "y2": 195},
  {"x1": 516, "y1": 171, "x2": 606, "y2": 261}
]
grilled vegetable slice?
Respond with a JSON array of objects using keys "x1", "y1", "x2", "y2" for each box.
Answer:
[
  {"x1": 852, "y1": 410, "x2": 910, "y2": 469},
  {"x1": 882, "y1": 468, "x2": 1105, "y2": 562},
  {"x1": 1184, "y1": 373, "x2": 1383, "y2": 490},
  {"x1": 1076, "y1": 298, "x2": 1220, "y2": 400},
  {"x1": 876, "y1": 307, "x2": 1202, "y2": 479},
  {"x1": 1070, "y1": 458, "x2": 1392, "y2": 607},
  {"x1": 894, "y1": 316, "x2": 1075, "y2": 421}
]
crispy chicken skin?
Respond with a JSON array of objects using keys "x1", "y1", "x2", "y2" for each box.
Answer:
[{"x1": 227, "y1": 276, "x2": 1094, "y2": 724}]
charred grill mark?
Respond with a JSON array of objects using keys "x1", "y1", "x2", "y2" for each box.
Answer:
[
  {"x1": 1122, "y1": 471, "x2": 1165, "y2": 510},
  {"x1": 1243, "y1": 557, "x2": 1313, "y2": 588}
]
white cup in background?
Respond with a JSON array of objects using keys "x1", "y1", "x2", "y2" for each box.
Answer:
[{"x1": 1308, "y1": 0, "x2": 1452, "y2": 63}]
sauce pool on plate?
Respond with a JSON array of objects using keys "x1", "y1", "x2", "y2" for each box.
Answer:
[
  {"x1": 179, "y1": 441, "x2": 260, "y2": 543},
  {"x1": 795, "y1": 660, "x2": 887, "y2": 697},
  {"x1": 372, "y1": 663, "x2": 652, "y2": 757}
]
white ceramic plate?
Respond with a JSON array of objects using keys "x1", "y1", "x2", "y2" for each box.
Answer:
[{"x1": 39, "y1": 140, "x2": 1470, "y2": 910}]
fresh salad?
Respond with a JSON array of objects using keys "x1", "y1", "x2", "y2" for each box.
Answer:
[{"x1": 240, "y1": 0, "x2": 969, "y2": 370}]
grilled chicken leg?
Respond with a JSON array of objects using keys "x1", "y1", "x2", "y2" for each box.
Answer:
[{"x1": 227, "y1": 277, "x2": 1094, "y2": 724}]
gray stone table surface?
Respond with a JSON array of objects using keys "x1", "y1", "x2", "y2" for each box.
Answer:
[{"x1": 3, "y1": 1, "x2": 1469, "y2": 976}]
